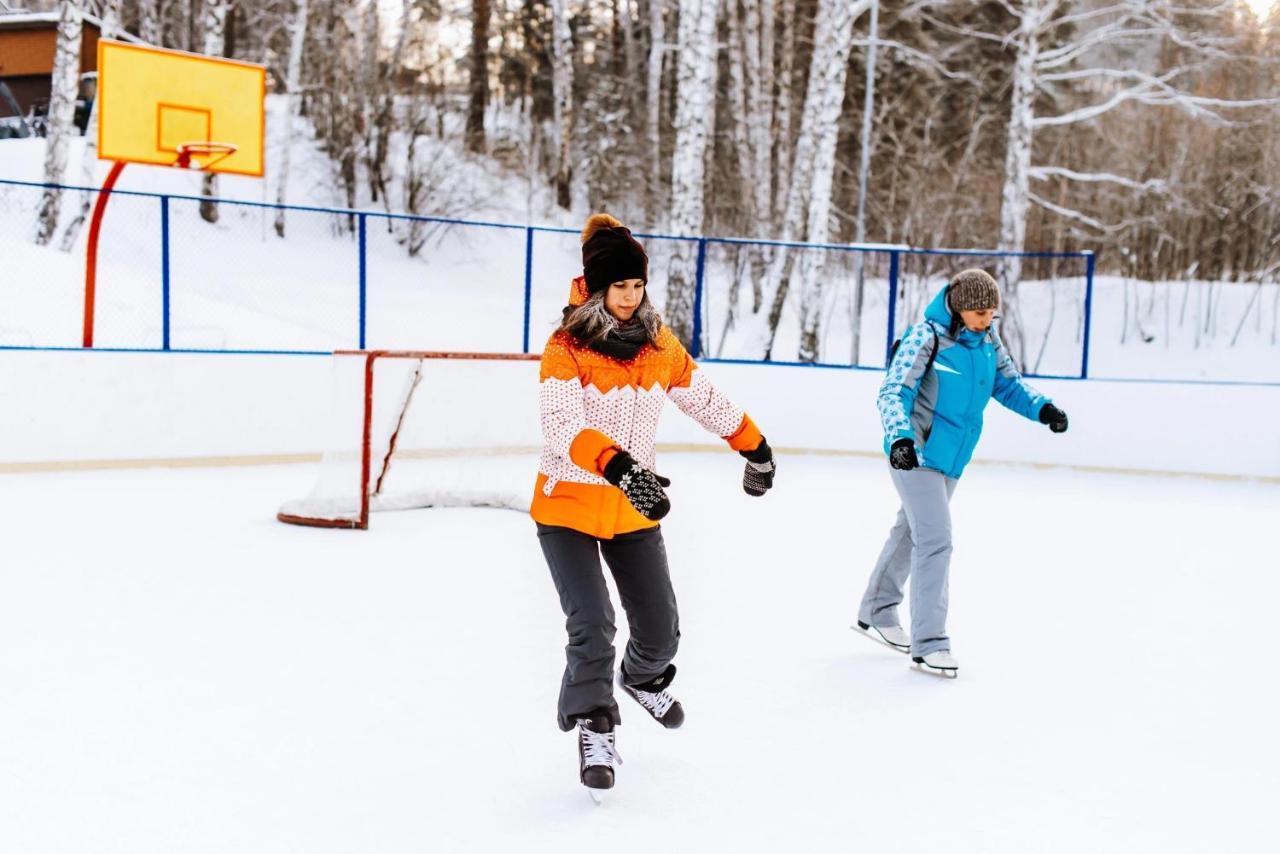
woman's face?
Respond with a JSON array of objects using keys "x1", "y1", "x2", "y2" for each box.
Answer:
[
  {"x1": 959, "y1": 308, "x2": 995, "y2": 333},
  {"x1": 604, "y1": 278, "x2": 645, "y2": 322}
]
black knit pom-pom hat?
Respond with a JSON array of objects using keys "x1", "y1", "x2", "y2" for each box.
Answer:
[{"x1": 581, "y1": 213, "x2": 649, "y2": 294}]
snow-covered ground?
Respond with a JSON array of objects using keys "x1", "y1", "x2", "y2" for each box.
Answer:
[{"x1": 1, "y1": 454, "x2": 1275, "y2": 853}]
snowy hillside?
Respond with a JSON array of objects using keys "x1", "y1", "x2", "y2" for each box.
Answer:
[{"x1": 2, "y1": 100, "x2": 1277, "y2": 382}]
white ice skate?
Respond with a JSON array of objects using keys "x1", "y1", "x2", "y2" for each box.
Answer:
[
  {"x1": 912, "y1": 650, "x2": 959, "y2": 678},
  {"x1": 853, "y1": 621, "x2": 910, "y2": 653}
]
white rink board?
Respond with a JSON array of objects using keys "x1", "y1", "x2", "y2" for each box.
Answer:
[{"x1": 0, "y1": 349, "x2": 1276, "y2": 478}]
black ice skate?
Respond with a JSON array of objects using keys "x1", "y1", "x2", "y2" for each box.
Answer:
[
  {"x1": 618, "y1": 664, "x2": 684, "y2": 729},
  {"x1": 577, "y1": 713, "x2": 621, "y2": 805}
]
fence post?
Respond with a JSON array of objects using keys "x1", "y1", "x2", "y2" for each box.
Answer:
[
  {"x1": 357, "y1": 213, "x2": 368, "y2": 350},
  {"x1": 523, "y1": 227, "x2": 535, "y2": 353},
  {"x1": 885, "y1": 249, "x2": 900, "y2": 367},
  {"x1": 1081, "y1": 251, "x2": 1096, "y2": 379},
  {"x1": 691, "y1": 238, "x2": 708, "y2": 358},
  {"x1": 160, "y1": 195, "x2": 171, "y2": 351}
]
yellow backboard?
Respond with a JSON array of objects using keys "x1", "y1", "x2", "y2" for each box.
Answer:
[{"x1": 97, "y1": 40, "x2": 266, "y2": 177}]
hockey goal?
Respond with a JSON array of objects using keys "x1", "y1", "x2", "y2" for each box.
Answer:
[{"x1": 278, "y1": 350, "x2": 542, "y2": 529}]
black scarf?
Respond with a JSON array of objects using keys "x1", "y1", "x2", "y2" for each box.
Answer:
[
  {"x1": 561, "y1": 305, "x2": 651, "y2": 360},
  {"x1": 591, "y1": 321, "x2": 650, "y2": 360}
]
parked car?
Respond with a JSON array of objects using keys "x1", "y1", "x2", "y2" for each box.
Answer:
[
  {"x1": 24, "y1": 72, "x2": 98, "y2": 137},
  {"x1": 0, "y1": 80, "x2": 31, "y2": 139}
]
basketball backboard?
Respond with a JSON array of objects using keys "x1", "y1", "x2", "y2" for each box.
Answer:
[{"x1": 97, "y1": 40, "x2": 266, "y2": 176}]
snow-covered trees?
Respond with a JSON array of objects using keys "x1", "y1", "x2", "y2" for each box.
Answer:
[
  {"x1": 272, "y1": 0, "x2": 310, "y2": 238},
  {"x1": 663, "y1": 0, "x2": 719, "y2": 346},
  {"x1": 968, "y1": 0, "x2": 1280, "y2": 364},
  {"x1": 59, "y1": 0, "x2": 122, "y2": 251},
  {"x1": 19, "y1": 0, "x2": 1276, "y2": 361},
  {"x1": 199, "y1": 0, "x2": 230, "y2": 223},
  {"x1": 740, "y1": 0, "x2": 871, "y2": 359},
  {"x1": 34, "y1": 1, "x2": 84, "y2": 246}
]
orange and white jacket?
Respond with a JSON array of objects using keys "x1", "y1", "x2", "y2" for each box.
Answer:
[{"x1": 531, "y1": 278, "x2": 763, "y2": 539}]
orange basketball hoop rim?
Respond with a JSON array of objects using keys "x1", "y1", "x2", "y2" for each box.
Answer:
[{"x1": 174, "y1": 141, "x2": 239, "y2": 170}]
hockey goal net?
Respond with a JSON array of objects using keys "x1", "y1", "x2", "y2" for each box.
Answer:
[{"x1": 278, "y1": 350, "x2": 542, "y2": 529}]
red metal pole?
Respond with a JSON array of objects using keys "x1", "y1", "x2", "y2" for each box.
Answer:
[
  {"x1": 83, "y1": 160, "x2": 127, "y2": 348},
  {"x1": 359, "y1": 352, "x2": 376, "y2": 530}
]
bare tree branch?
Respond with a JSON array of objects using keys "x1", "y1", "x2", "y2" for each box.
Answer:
[{"x1": 1030, "y1": 166, "x2": 1169, "y2": 192}]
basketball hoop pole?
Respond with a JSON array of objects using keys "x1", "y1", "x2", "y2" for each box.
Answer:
[
  {"x1": 83, "y1": 159, "x2": 127, "y2": 348},
  {"x1": 82, "y1": 143, "x2": 237, "y2": 348}
]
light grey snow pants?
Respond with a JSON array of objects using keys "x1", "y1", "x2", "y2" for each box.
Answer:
[{"x1": 858, "y1": 466, "x2": 959, "y2": 657}]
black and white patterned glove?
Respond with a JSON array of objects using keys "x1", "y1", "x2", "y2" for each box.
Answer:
[
  {"x1": 602, "y1": 451, "x2": 672, "y2": 521},
  {"x1": 739, "y1": 438, "x2": 775, "y2": 497},
  {"x1": 1039, "y1": 403, "x2": 1069, "y2": 434},
  {"x1": 889, "y1": 438, "x2": 919, "y2": 471}
]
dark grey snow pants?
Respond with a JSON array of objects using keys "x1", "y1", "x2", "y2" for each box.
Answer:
[{"x1": 537, "y1": 523, "x2": 679, "y2": 731}]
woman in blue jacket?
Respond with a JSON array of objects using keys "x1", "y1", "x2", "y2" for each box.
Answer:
[{"x1": 855, "y1": 269, "x2": 1069, "y2": 676}]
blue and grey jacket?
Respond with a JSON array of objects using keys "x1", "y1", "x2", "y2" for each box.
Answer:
[{"x1": 877, "y1": 286, "x2": 1050, "y2": 479}]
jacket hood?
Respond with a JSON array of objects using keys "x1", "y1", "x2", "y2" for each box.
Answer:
[
  {"x1": 923, "y1": 284, "x2": 986, "y2": 347},
  {"x1": 923, "y1": 285, "x2": 953, "y2": 329},
  {"x1": 568, "y1": 276, "x2": 590, "y2": 307}
]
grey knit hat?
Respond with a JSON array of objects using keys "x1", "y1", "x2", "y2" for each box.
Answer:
[{"x1": 947, "y1": 269, "x2": 1000, "y2": 312}]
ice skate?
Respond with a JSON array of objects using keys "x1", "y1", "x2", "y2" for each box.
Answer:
[
  {"x1": 912, "y1": 649, "x2": 959, "y2": 678},
  {"x1": 618, "y1": 664, "x2": 684, "y2": 729},
  {"x1": 576, "y1": 713, "x2": 620, "y2": 804},
  {"x1": 853, "y1": 620, "x2": 910, "y2": 653}
]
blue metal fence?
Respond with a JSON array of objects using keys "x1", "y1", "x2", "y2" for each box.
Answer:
[{"x1": 0, "y1": 177, "x2": 1101, "y2": 377}]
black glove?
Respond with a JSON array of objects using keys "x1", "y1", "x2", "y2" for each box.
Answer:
[
  {"x1": 1039, "y1": 403, "x2": 1069, "y2": 434},
  {"x1": 889, "y1": 438, "x2": 919, "y2": 471},
  {"x1": 602, "y1": 450, "x2": 672, "y2": 521},
  {"x1": 739, "y1": 437, "x2": 776, "y2": 497}
]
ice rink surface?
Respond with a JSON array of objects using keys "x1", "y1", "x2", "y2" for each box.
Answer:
[{"x1": 2, "y1": 453, "x2": 1276, "y2": 853}]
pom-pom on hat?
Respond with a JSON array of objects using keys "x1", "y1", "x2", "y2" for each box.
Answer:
[
  {"x1": 947, "y1": 268, "x2": 1000, "y2": 312},
  {"x1": 581, "y1": 213, "x2": 649, "y2": 294}
]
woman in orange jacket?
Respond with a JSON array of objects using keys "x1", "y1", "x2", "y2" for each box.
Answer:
[{"x1": 533, "y1": 214, "x2": 775, "y2": 799}]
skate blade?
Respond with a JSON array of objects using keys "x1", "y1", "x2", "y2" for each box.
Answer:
[
  {"x1": 912, "y1": 661, "x2": 959, "y2": 679},
  {"x1": 587, "y1": 788, "x2": 606, "y2": 806},
  {"x1": 851, "y1": 623, "x2": 910, "y2": 654}
]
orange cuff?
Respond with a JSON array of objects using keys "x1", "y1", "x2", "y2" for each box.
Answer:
[
  {"x1": 569, "y1": 428, "x2": 619, "y2": 475},
  {"x1": 725, "y1": 414, "x2": 764, "y2": 453}
]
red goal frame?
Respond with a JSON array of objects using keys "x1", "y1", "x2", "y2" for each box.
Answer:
[{"x1": 277, "y1": 350, "x2": 540, "y2": 530}]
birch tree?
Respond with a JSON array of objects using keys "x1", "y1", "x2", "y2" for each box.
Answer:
[
  {"x1": 34, "y1": 0, "x2": 84, "y2": 247},
  {"x1": 664, "y1": 0, "x2": 719, "y2": 348},
  {"x1": 138, "y1": 0, "x2": 162, "y2": 44},
  {"x1": 199, "y1": 0, "x2": 231, "y2": 223},
  {"x1": 742, "y1": 0, "x2": 774, "y2": 237},
  {"x1": 740, "y1": 0, "x2": 871, "y2": 360},
  {"x1": 922, "y1": 0, "x2": 1280, "y2": 365},
  {"x1": 645, "y1": 0, "x2": 666, "y2": 225},
  {"x1": 273, "y1": 0, "x2": 311, "y2": 238},
  {"x1": 60, "y1": 0, "x2": 122, "y2": 252},
  {"x1": 795, "y1": 0, "x2": 871, "y2": 362},
  {"x1": 366, "y1": 0, "x2": 417, "y2": 211},
  {"x1": 771, "y1": 0, "x2": 795, "y2": 227},
  {"x1": 549, "y1": 0, "x2": 574, "y2": 209}
]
